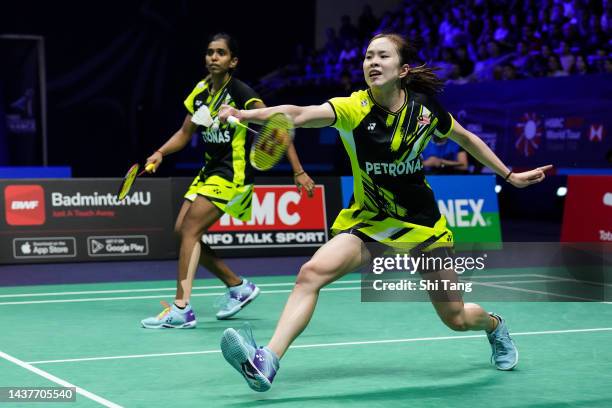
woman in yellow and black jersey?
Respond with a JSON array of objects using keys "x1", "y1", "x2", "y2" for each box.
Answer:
[
  {"x1": 217, "y1": 33, "x2": 553, "y2": 391},
  {"x1": 140, "y1": 33, "x2": 315, "y2": 329}
]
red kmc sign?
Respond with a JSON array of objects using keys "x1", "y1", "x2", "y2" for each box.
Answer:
[
  {"x1": 4, "y1": 185, "x2": 46, "y2": 226},
  {"x1": 561, "y1": 176, "x2": 612, "y2": 242},
  {"x1": 209, "y1": 185, "x2": 326, "y2": 232}
]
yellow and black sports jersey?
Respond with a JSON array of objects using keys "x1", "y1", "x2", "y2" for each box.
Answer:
[
  {"x1": 328, "y1": 88, "x2": 455, "y2": 228},
  {"x1": 184, "y1": 76, "x2": 262, "y2": 185}
]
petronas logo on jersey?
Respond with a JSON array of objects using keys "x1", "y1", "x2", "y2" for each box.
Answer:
[
  {"x1": 202, "y1": 127, "x2": 230, "y2": 143},
  {"x1": 365, "y1": 157, "x2": 423, "y2": 176}
]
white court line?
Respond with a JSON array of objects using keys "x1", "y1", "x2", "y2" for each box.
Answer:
[
  {"x1": 532, "y1": 274, "x2": 612, "y2": 288},
  {"x1": 474, "y1": 282, "x2": 602, "y2": 301},
  {"x1": 25, "y1": 327, "x2": 612, "y2": 365},
  {"x1": 0, "y1": 274, "x2": 547, "y2": 299},
  {"x1": 0, "y1": 276, "x2": 592, "y2": 306},
  {"x1": 0, "y1": 350, "x2": 122, "y2": 407},
  {"x1": 0, "y1": 287, "x2": 358, "y2": 306},
  {"x1": 0, "y1": 280, "x2": 360, "y2": 299}
]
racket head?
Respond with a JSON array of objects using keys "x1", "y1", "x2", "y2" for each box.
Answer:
[
  {"x1": 249, "y1": 113, "x2": 295, "y2": 171},
  {"x1": 117, "y1": 163, "x2": 139, "y2": 201}
]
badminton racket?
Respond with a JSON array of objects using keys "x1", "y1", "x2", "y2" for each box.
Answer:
[
  {"x1": 227, "y1": 113, "x2": 294, "y2": 171},
  {"x1": 117, "y1": 163, "x2": 155, "y2": 201}
]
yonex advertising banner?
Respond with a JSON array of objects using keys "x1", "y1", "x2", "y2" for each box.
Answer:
[
  {"x1": 341, "y1": 175, "x2": 501, "y2": 243},
  {"x1": 561, "y1": 175, "x2": 612, "y2": 242},
  {"x1": 0, "y1": 179, "x2": 175, "y2": 264},
  {"x1": 427, "y1": 175, "x2": 502, "y2": 243}
]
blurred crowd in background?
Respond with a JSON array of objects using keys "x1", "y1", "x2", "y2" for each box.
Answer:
[{"x1": 259, "y1": 0, "x2": 612, "y2": 93}]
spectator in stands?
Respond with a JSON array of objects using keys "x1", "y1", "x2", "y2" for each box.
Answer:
[
  {"x1": 521, "y1": 24, "x2": 543, "y2": 52},
  {"x1": 572, "y1": 55, "x2": 590, "y2": 74},
  {"x1": 323, "y1": 28, "x2": 341, "y2": 56},
  {"x1": 260, "y1": 0, "x2": 610, "y2": 91},
  {"x1": 472, "y1": 41, "x2": 513, "y2": 81},
  {"x1": 358, "y1": 5, "x2": 378, "y2": 41},
  {"x1": 587, "y1": 14, "x2": 606, "y2": 51},
  {"x1": 337, "y1": 38, "x2": 360, "y2": 72},
  {"x1": 547, "y1": 55, "x2": 569, "y2": 76},
  {"x1": 493, "y1": 14, "x2": 512, "y2": 48},
  {"x1": 531, "y1": 44, "x2": 554, "y2": 76},
  {"x1": 455, "y1": 45, "x2": 475, "y2": 77},
  {"x1": 556, "y1": 41, "x2": 576, "y2": 73},
  {"x1": 589, "y1": 48, "x2": 610, "y2": 72},
  {"x1": 435, "y1": 47, "x2": 457, "y2": 79},
  {"x1": 512, "y1": 41, "x2": 533, "y2": 75},
  {"x1": 422, "y1": 135, "x2": 469, "y2": 174},
  {"x1": 501, "y1": 63, "x2": 522, "y2": 80},
  {"x1": 439, "y1": 10, "x2": 464, "y2": 47},
  {"x1": 339, "y1": 15, "x2": 359, "y2": 42},
  {"x1": 446, "y1": 63, "x2": 470, "y2": 85}
]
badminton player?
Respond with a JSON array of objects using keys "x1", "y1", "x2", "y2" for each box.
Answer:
[
  {"x1": 141, "y1": 33, "x2": 315, "y2": 329},
  {"x1": 217, "y1": 33, "x2": 551, "y2": 390}
]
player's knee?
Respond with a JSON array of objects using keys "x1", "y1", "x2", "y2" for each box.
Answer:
[
  {"x1": 178, "y1": 220, "x2": 200, "y2": 240},
  {"x1": 441, "y1": 313, "x2": 469, "y2": 332},
  {"x1": 173, "y1": 222, "x2": 182, "y2": 237},
  {"x1": 296, "y1": 261, "x2": 326, "y2": 290}
]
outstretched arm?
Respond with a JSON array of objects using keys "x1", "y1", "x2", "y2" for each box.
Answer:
[
  {"x1": 218, "y1": 103, "x2": 335, "y2": 129},
  {"x1": 449, "y1": 120, "x2": 552, "y2": 188}
]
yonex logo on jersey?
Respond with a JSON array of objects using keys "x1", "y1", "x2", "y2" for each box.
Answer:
[
  {"x1": 361, "y1": 99, "x2": 368, "y2": 107},
  {"x1": 367, "y1": 123, "x2": 376, "y2": 131},
  {"x1": 4, "y1": 185, "x2": 46, "y2": 226},
  {"x1": 365, "y1": 158, "x2": 423, "y2": 176},
  {"x1": 195, "y1": 100, "x2": 203, "y2": 106}
]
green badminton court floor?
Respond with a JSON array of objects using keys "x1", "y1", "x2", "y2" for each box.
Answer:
[{"x1": 1, "y1": 269, "x2": 611, "y2": 407}]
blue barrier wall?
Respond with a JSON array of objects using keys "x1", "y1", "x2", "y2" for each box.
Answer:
[{"x1": 440, "y1": 74, "x2": 612, "y2": 170}]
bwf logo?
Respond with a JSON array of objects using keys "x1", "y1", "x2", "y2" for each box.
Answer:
[{"x1": 4, "y1": 185, "x2": 46, "y2": 226}]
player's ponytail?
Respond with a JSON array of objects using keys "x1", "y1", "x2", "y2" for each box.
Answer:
[{"x1": 369, "y1": 33, "x2": 444, "y2": 95}]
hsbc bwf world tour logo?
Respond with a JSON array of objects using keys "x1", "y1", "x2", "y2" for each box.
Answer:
[{"x1": 515, "y1": 112, "x2": 543, "y2": 157}]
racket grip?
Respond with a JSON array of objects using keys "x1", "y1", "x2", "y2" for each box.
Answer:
[
  {"x1": 227, "y1": 116, "x2": 240, "y2": 126},
  {"x1": 138, "y1": 163, "x2": 156, "y2": 177}
]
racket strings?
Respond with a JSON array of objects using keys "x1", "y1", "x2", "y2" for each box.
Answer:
[
  {"x1": 250, "y1": 113, "x2": 294, "y2": 171},
  {"x1": 117, "y1": 164, "x2": 139, "y2": 200}
]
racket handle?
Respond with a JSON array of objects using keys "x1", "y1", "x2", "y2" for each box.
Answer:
[
  {"x1": 227, "y1": 115, "x2": 258, "y2": 135},
  {"x1": 137, "y1": 163, "x2": 156, "y2": 177}
]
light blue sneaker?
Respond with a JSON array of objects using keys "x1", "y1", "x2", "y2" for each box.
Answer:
[
  {"x1": 220, "y1": 325, "x2": 279, "y2": 392},
  {"x1": 215, "y1": 278, "x2": 260, "y2": 320},
  {"x1": 487, "y1": 313, "x2": 518, "y2": 370},
  {"x1": 141, "y1": 301, "x2": 197, "y2": 329}
]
